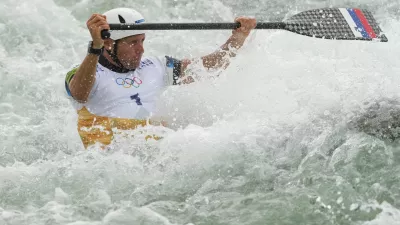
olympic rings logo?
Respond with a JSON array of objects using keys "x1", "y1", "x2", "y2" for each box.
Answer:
[{"x1": 115, "y1": 77, "x2": 142, "y2": 88}]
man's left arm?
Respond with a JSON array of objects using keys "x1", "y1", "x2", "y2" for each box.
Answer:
[{"x1": 179, "y1": 16, "x2": 257, "y2": 80}]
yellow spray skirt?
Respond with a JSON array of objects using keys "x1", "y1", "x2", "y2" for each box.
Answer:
[{"x1": 76, "y1": 107, "x2": 162, "y2": 149}]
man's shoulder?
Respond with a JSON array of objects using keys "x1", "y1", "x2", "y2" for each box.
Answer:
[
  {"x1": 140, "y1": 56, "x2": 163, "y2": 65},
  {"x1": 137, "y1": 56, "x2": 165, "y2": 71},
  {"x1": 139, "y1": 56, "x2": 181, "y2": 69}
]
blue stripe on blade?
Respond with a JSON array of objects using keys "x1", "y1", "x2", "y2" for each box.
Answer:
[{"x1": 346, "y1": 8, "x2": 369, "y2": 38}]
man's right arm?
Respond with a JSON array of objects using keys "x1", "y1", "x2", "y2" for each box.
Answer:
[
  {"x1": 67, "y1": 13, "x2": 109, "y2": 103},
  {"x1": 68, "y1": 54, "x2": 99, "y2": 103}
]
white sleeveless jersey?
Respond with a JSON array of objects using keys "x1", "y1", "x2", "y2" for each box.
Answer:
[{"x1": 66, "y1": 56, "x2": 179, "y2": 119}]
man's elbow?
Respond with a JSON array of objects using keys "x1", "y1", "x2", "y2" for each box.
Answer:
[
  {"x1": 71, "y1": 93, "x2": 89, "y2": 103},
  {"x1": 74, "y1": 97, "x2": 88, "y2": 104},
  {"x1": 69, "y1": 86, "x2": 89, "y2": 103}
]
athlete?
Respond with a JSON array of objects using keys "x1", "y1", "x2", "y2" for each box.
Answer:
[{"x1": 65, "y1": 8, "x2": 256, "y2": 148}]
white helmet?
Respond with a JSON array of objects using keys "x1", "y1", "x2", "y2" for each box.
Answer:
[{"x1": 103, "y1": 8, "x2": 146, "y2": 40}]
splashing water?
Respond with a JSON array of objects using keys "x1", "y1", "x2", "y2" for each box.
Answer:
[{"x1": 1, "y1": 0, "x2": 400, "y2": 224}]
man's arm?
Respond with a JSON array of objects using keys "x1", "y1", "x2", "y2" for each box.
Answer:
[
  {"x1": 181, "y1": 16, "x2": 256, "y2": 76},
  {"x1": 68, "y1": 13, "x2": 109, "y2": 103},
  {"x1": 201, "y1": 29, "x2": 253, "y2": 69},
  {"x1": 68, "y1": 54, "x2": 99, "y2": 103}
]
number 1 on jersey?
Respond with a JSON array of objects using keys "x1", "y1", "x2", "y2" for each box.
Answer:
[{"x1": 130, "y1": 93, "x2": 142, "y2": 105}]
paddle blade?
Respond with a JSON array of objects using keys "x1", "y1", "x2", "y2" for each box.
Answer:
[{"x1": 284, "y1": 8, "x2": 388, "y2": 42}]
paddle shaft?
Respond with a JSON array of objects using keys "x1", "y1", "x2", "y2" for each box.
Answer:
[
  {"x1": 101, "y1": 22, "x2": 286, "y2": 39},
  {"x1": 109, "y1": 22, "x2": 286, "y2": 30}
]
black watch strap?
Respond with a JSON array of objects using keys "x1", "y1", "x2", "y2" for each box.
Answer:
[{"x1": 87, "y1": 41, "x2": 104, "y2": 56}]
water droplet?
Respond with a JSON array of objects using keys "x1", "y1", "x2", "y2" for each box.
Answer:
[{"x1": 350, "y1": 203, "x2": 359, "y2": 211}]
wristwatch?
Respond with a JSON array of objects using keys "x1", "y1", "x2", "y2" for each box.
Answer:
[{"x1": 87, "y1": 41, "x2": 104, "y2": 56}]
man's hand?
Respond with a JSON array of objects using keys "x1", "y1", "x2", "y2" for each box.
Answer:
[
  {"x1": 86, "y1": 14, "x2": 110, "y2": 49},
  {"x1": 232, "y1": 16, "x2": 257, "y2": 37}
]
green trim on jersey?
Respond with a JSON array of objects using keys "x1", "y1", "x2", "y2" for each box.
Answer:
[{"x1": 65, "y1": 65, "x2": 79, "y2": 85}]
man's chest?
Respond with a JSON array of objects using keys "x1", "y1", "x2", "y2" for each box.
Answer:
[{"x1": 95, "y1": 71, "x2": 165, "y2": 104}]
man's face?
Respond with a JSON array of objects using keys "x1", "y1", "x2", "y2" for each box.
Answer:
[{"x1": 115, "y1": 34, "x2": 145, "y2": 69}]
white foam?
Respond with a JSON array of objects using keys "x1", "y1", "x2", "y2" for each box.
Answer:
[
  {"x1": 0, "y1": 0, "x2": 399, "y2": 224},
  {"x1": 362, "y1": 202, "x2": 400, "y2": 225}
]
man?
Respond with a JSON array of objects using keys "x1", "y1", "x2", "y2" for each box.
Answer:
[{"x1": 65, "y1": 8, "x2": 256, "y2": 149}]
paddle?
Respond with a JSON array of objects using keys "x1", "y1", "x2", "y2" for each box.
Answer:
[{"x1": 101, "y1": 8, "x2": 388, "y2": 42}]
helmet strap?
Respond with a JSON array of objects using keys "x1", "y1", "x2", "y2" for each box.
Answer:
[{"x1": 105, "y1": 40, "x2": 135, "y2": 72}]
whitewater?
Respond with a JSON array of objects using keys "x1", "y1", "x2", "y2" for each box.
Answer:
[{"x1": 1, "y1": 0, "x2": 400, "y2": 224}]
